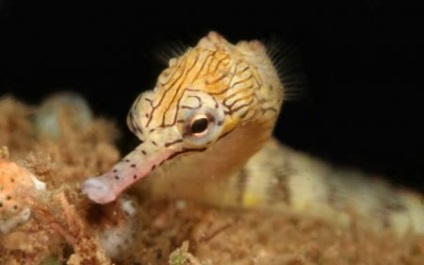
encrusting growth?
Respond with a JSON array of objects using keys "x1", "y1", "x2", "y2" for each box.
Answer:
[
  {"x1": 94, "y1": 196, "x2": 139, "y2": 260},
  {"x1": 0, "y1": 158, "x2": 46, "y2": 234},
  {"x1": 82, "y1": 31, "x2": 424, "y2": 236}
]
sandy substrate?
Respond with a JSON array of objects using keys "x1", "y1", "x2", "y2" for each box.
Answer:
[{"x1": 0, "y1": 93, "x2": 424, "y2": 265}]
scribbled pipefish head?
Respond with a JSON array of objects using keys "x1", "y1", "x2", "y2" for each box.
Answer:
[{"x1": 82, "y1": 31, "x2": 284, "y2": 204}]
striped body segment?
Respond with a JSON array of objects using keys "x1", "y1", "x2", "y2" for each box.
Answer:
[
  {"x1": 228, "y1": 139, "x2": 424, "y2": 235},
  {"x1": 82, "y1": 31, "x2": 424, "y2": 236}
]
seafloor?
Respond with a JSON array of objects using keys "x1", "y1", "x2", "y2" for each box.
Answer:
[{"x1": 1, "y1": 93, "x2": 424, "y2": 265}]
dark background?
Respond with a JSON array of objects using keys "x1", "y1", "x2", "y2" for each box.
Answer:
[{"x1": 0, "y1": 1, "x2": 423, "y2": 191}]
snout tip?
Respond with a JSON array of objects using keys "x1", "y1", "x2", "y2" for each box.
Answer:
[{"x1": 81, "y1": 177, "x2": 117, "y2": 204}]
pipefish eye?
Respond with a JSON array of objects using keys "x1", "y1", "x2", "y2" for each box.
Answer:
[
  {"x1": 182, "y1": 108, "x2": 224, "y2": 147},
  {"x1": 187, "y1": 114, "x2": 213, "y2": 136}
]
